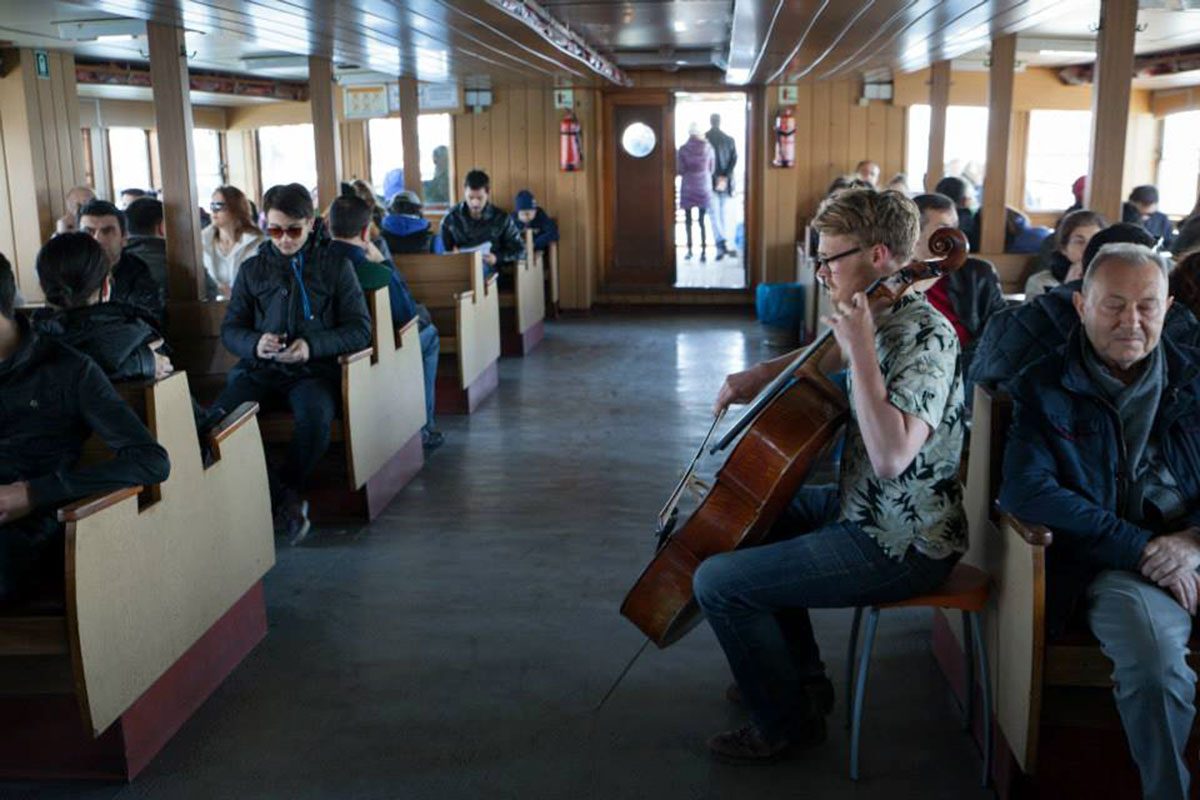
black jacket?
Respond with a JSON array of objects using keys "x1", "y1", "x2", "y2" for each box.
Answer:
[
  {"x1": 0, "y1": 316, "x2": 170, "y2": 512},
  {"x1": 705, "y1": 127, "x2": 738, "y2": 194},
  {"x1": 124, "y1": 237, "x2": 219, "y2": 300},
  {"x1": 221, "y1": 238, "x2": 372, "y2": 381},
  {"x1": 112, "y1": 251, "x2": 165, "y2": 324},
  {"x1": 440, "y1": 202, "x2": 525, "y2": 266},
  {"x1": 32, "y1": 302, "x2": 162, "y2": 382},
  {"x1": 944, "y1": 257, "x2": 1007, "y2": 387}
]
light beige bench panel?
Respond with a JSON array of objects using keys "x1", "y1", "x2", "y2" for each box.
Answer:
[
  {"x1": 547, "y1": 242, "x2": 560, "y2": 306},
  {"x1": 67, "y1": 372, "x2": 274, "y2": 735},
  {"x1": 994, "y1": 517, "x2": 1044, "y2": 774},
  {"x1": 342, "y1": 290, "x2": 425, "y2": 488},
  {"x1": 515, "y1": 252, "x2": 546, "y2": 334},
  {"x1": 471, "y1": 274, "x2": 501, "y2": 381}
]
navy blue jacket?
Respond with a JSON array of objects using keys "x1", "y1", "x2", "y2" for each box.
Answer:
[
  {"x1": 510, "y1": 208, "x2": 559, "y2": 252},
  {"x1": 1000, "y1": 331, "x2": 1200, "y2": 632}
]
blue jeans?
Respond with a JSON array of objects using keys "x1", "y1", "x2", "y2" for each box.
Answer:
[
  {"x1": 1087, "y1": 570, "x2": 1195, "y2": 800},
  {"x1": 693, "y1": 486, "x2": 959, "y2": 740},
  {"x1": 709, "y1": 191, "x2": 731, "y2": 248},
  {"x1": 418, "y1": 323, "x2": 439, "y2": 431}
]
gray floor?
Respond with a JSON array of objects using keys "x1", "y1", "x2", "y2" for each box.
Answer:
[{"x1": 5, "y1": 311, "x2": 988, "y2": 800}]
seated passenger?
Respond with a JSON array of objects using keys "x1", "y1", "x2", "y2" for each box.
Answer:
[
  {"x1": 381, "y1": 191, "x2": 445, "y2": 256},
  {"x1": 0, "y1": 253, "x2": 169, "y2": 603},
  {"x1": 123, "y1": 197, "x2": 219, "y2": 301},
  {"x1": 202, "y1": 185, "x2": 264, "y2": 298},
  {"x1": 1172, "y1": 196, "x2": 1200, "y2": 257},
  {"x1": 1023, "y1": 210, "x2": 1106, "y2": 298},
  {"x1": 1000, "y1": 243, "x2": 1200, "y2": 800},
  {"x1": 118, "y1": 188, "x2": 149, "y2": 210},
  {"x1": 77, "y1": 199, "x2": 165, "y2": 324},
  {"x1": 969, "y1": 223, "x2": 1199, "y2": 393},
  {"x1": 934, "y1": 175, "x2": 979, "y2": 252},
  {"x1": 912, "y1": 193, "x2": 1006, "y2": 388},
  {"x1": 510, "y1": 190, "x2": 560, "y2": 254},
  {"x1": 325, "y1": 195, "x2": 444, "y2": 452},
  {"x1": 55, "y1": 185, "x2": 95, "y2": 235},
  {"x1": 1128, "y1": 185, "x2": 1175, "y2": 251},
  {"x1": 440, "y1": 169, "x2": 524, "y2": 282},
  {"x1": 214, "y1": 183, "x2": 372, "y2": 545},
  {"x1": 1005, "y1": 207, "x2": 1053, "y2": 254},
  {"x1": 700, "y1": 189, "x2": 965, "y2": 761},
  {"x1": 33, "y1": 233, "x2": 172, "y2": 382}
]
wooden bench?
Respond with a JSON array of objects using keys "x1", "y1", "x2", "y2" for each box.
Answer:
[
  {"x1": 499, "y1": 228, "x2": 546, "y2": 356},
  {"x1": 394, "y1": 250, "x2": 501, "y2": 414},
  {"x1": 258, "y1": 288, "x2": 426, "y2": 522},
  {"x1": 0, "y1": 372, "x2": 274, "y2": 781},
  {"x1": 545, "y1": 237, "x2": 560, "y2": 319},
  {"x1": 166, "y1": 300, "x2": 235, "y2": 404}
]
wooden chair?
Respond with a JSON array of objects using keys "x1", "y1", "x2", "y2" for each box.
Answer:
[
  {"x1": 258, "y1": 288, "x2": 426, "y2": 522},
  {"x1": 0, "y1": 372, "x2": 274, "y2": 780},
  {"x1": 394, "y1": 250, "x2": 501, "y2": 414},
  {"x1": 499, "y1": 228, "x2": 547, "y2": 356}
]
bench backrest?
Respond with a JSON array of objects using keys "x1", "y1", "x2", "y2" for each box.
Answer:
[
  {"x1": 393, "y1": 251, "x2": 487, "y2": 309},
  {"x1": 964, "y1": 383, "x2": 1014, "y2": 568}
]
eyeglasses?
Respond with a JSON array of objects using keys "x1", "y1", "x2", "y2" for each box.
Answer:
[
  {"x1": 814, "y1": 246, "x2": 863, "y2": 270},
  {"x1": 266, "y1": 225, "x2": 306, "y2": 240},
  {"x1": 210, "y1": 201, "x2": 227, "y2": 211}
]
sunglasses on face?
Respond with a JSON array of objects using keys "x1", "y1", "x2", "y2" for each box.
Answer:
[
  {"x1": 210, "y1": 201, "x2": 227, "y2": 211},
  {"x1": 267, "y1": 225, "x2": 306, "y2": 240}
]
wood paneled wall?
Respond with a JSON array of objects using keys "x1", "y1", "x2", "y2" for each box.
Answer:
[
  {"x1": 451, "y1": 87, "x2": 600, "y2": 310},
  {"x1": 0, "y1": 48, "x2": 86, "y2": 302}
]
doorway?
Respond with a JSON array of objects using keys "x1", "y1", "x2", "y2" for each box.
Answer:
[{"x1": 672, "y1": 92, "x2": 747, "y2": 289}]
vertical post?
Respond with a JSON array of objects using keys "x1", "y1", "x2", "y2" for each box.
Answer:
[
  {"x1": 1086, "y1": 0, "x2": 1138, "y2": 220},
  {"x1": 309, "y1": 55, "x2": 341, "y2": 211},
  {"x1": 925, "y1": 60, "x2": 951, "y2": 193},
  {"x1": 980, "y1": 34, "x2": 1016, "y2": 254},
  {"x1": 398, "y1": 76, "x2": 422, "y2": 199}
]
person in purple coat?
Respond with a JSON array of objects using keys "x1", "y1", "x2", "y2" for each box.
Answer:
[{"x1": 677, "y1": 122, "x2": 715, "y2": 261}]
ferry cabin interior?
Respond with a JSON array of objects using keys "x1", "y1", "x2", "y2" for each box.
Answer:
[{"x1": 1, "y1": 0, "x2": 1200, "y2": 797}]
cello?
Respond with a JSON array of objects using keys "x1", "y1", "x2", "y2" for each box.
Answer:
[{"x1": 620, "y1": 227, "x2": 968, "y2": 647}]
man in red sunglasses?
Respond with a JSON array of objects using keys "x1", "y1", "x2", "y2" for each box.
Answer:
[{"x1": 214, "y1": 183, "x2": 372, "y2": 545}]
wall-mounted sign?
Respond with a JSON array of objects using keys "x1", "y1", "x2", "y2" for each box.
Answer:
[
  {"x1": 777, "y1": 84, "x2": 799, "y2": 106},
  {"x1": 343, "y1": 85, "x2": 389, "y2": 119},
  {"x1": 553, "y1": 88, "x2": 574, "y2": 109},
  {"x1": 418, "y1": 82, "x2": 463, "y2": 113},
  {"x1": 34, "y1": 50, "x2": 50, "y2": 79}
]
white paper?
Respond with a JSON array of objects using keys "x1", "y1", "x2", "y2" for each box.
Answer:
[{"x1": 458, "y1": 242, "x2": 492, "y2": 256}]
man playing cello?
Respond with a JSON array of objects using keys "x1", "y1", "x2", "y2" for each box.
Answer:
[{"x1": 700, "y1": 188, "x2": 967, "y2": 761}]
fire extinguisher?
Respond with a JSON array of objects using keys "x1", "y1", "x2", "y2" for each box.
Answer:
[
  {"x1": 773, "y1": 107, "x2": 796, "y2": 168},
  {"x1": 560, "y1": 110, "x2": 583, "y2": 172}
]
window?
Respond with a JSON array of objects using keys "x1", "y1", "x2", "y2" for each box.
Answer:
[
  {"x1": 1024, "y1": 110, "x2": 1092, "y2": 210},
  {"x1": 257, "y1": 123, "x2": 317, "y2": 198},
  {"x1": 193, "y1": 128, "x2": 224, "y2": 210},
  {"x1": 365, "y1": 113, "x2": 454, "y2": 205},
  {"x1": 108, "y1": 127, "x2": 152, "y2": 203},
  {"x1": 1158, "y1": 111, "x2": 1200, "y2": 216},
  {"x1": 368, "y1": 117, "x2": 405, "y2": 197},
  {"x1": 905, "y1": 105, "x2": 989, "y2": 191}
]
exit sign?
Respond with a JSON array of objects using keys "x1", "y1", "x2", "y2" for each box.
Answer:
[{"x1": 34, "y1": 50, "x2": 50, "y2": 79}]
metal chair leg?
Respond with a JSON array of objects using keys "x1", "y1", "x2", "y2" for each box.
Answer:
[
  {"x1": 969, "y1": 611, "x2": 993, "y2": 788},
  {"x1": 845, "y1": 606, "x2": 863, "y2": 731},
  {"x1": 849, "y1": 607, "x2": 879, "y2": 781},
  {"x1": 961, "y1": 610, "x2": 974, "y2": 730}
]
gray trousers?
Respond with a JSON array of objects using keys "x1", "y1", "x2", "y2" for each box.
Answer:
[{"x1": 1087, "y1": 570, "x2": 1196, "y2": 800}]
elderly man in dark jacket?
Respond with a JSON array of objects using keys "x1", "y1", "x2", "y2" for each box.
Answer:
[
  {"x1": 970, "y1": 223, "x2": 1200, "y2": 392},
  {"x1": 1000, "y1": 243, "x2": 1200, "y2": 800},
  {"x1": 215, "y1": 183, "x2": 372, "y2": 545},
  {"x1": 0, "y1": 253, "x2": 169, "y2": 603},
  {"x1": 440, "y1": 169, "x2": 524, "y2": 281}
]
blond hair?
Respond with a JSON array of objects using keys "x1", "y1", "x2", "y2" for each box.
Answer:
[{"x1": 812, "y1": 188, "x2": 920, "y2": 264}]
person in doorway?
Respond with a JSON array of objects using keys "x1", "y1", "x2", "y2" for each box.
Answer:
[
  {"x1": 382, "y1": 191, "x2": 445, "y2": 255},
  {"x1": 215, "y1": 183, "x2": 372, "y2": 545},
  {"x1": 77, "y1": 199, "x2": 164, "y2": 323},
  {"x1": 55, "y1": 186, "x2": 96, "y2": 235},
  {"x1": 699, "y1": 188, "x2": 965, "y2": 762},
  {"x1": 1024, "y1": 210, "x2": 1106, "y2": 298},
  {"x1": 510, "y1": 190, "x2": 559, "y2": 254},
  {"x1": 854, "y1": 160, "x2": 881, "y2": 187},
  {"x1": 441, "y1": 170, "x2": 524, "y2": 282},
  {"x1": 1000, "y1": 243, "x2": 1200, "y2": 800},
  {"x1": 706, "y1": 114, "x2": 739, "y2": 260},
  {"x1": 677, "y1": 122, "x2": 715, "y2": 262},
  {"x1": 327, "y1": 195, "x2": 444, "y2": 452},
  {"x1": 202, "y1": 185, "x2": 265, "y2": 299},
  {"x1": 0, "y1": 252, "x2": 169, "y2": 604},
  {"x1": 1127, "y1": 185, "x2": 1175, "y2": 251}
]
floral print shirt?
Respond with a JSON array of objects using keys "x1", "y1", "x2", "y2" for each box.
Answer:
[{"x1": 838, "y1": 293, "x2": 967, "y2": 559}]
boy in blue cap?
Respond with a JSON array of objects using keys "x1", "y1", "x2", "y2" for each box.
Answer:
[{"x1": 510, "y1": 190, "x2": 559, "y2": 254}]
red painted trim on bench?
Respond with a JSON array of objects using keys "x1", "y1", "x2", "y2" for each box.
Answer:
[
  {"x1": 304, "y1": 431, "x2": 424, "y2": 523},
  {"x1": 501, "y1": 319, "x2": 545, "y2": 357},
  {"x1": 435, "y1": 360, "x2": 499, "y2": 415}
]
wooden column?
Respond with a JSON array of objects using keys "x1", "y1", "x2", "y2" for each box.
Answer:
[
  {"x1": 398, "y1": 77, "x2": 422, "y2": 198},
  {"x1": 309, "y1": 56, "x2": 341, "y2": 210},
  {"x1": 147, "y1": 23, "x2": 205, "y2": 302},
  {"x1": 980, "y1": 34, "x2": 1016, "y2": 254},
  {"x1": 925, "y1": 60, "x2": 951, "y2": 193},
  {"x1": 1086, "y1": 0, "x2": 1138, "y2": 220}
]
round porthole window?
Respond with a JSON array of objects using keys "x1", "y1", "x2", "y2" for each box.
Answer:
[{"x1": 621, "y1": 122, "x2": 657, "y2": 158}]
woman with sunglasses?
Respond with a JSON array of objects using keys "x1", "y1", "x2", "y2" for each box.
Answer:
[
  {"x1": 213, "y1": 183, "x2": 372, "y2": 546},
  {"x1": 201, "y1": 185, "x2": 264, "y2": 298}
]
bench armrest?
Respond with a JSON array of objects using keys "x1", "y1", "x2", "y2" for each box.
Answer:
[
  {"x1": 338, "y1": 347, "x2": 373, "y2": 365},
  {"x1": 57, "y1": 486, "x2": 143, "y2": 523},
  {"x1": 208, "y1": 401, "x2": 259, "y2": 447},
  {"x1": 997, "y1": 505, "x2": 1054, "y2": 547}
]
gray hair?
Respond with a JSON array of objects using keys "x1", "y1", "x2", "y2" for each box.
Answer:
[{"x1": 1082, "y1": 243, "x2": 1170, "y2": 295}]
